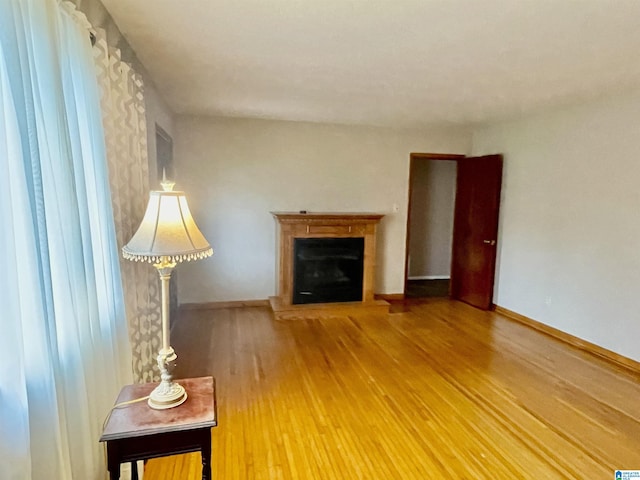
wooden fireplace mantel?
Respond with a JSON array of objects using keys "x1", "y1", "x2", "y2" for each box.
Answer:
[
  {"x1": 272, "y1": 212, "x2": 385, "y2": 224},
  {"x1": 270, "y1": 212, "x2": 387, "y2": 318}
]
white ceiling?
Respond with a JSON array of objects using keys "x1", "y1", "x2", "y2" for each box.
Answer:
[{"x1": 100, "y1": 0, "x2": 640, "y2": 128}]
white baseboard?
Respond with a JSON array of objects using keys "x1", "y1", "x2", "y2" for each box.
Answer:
[{"x1": 408, "y1": 275, "x2": 450, "y2": 280}]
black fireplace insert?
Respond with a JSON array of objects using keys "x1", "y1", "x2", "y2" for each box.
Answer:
[{"x1": 292, "y1": 237, "x2": 365, "y2": 305}]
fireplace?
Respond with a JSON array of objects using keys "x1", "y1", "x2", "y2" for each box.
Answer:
[
  {"x1": 293, "y1": 237, "x2": 364, "y2": 304},
  {"x1": 270, "y1": 212, "x2": 386, "y2": 317}
]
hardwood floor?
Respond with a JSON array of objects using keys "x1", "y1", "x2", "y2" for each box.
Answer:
[{"x1": 144, "y1": 299, "x2": 640, "y2": 479}]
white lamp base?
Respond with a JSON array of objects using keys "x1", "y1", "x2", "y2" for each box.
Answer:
[{"x1": 148, "y1": 381, "x2": 187, "y2": 410}]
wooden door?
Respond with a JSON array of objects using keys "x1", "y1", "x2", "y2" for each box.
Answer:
[{"x1": 450, "y1": 155, "x2": 503, "y2": 310}]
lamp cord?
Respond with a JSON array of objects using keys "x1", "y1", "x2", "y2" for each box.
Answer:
[{"x1": 102, "y1": 395, "x2": 151, "y2": 431}]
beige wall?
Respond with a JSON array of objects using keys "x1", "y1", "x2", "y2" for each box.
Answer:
[
  {"x1": 472, "y1": 88, "x2": 640, "y2": 363},
  {"x1": 174, "y1": 116, "x2": 471, "y2": 303},
  {"x1": 408, "y1": 160, "x2": 457, "y2": 279}
]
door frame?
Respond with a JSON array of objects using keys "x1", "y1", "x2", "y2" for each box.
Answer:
[{"x1": 403, "y1": 153, "x2": 465, "y2": 297}]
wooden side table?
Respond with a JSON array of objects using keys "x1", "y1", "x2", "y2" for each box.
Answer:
[{"x1": 100, "y1": 376, "x2": 217, "y2": 480}]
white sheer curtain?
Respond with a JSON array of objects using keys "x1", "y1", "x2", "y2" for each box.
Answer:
[
  {"x1": 0, "y1": 0, "x2": 132, "y2": 478},
  {"x1": 92, "y1": 31, "x2": 162, "y2": 383}
]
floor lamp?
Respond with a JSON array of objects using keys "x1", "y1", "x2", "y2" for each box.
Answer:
[{"x1": 123, "y1": 177, "x2": 212, "y2": 409}]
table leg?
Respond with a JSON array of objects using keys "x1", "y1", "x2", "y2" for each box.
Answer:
[
  {"x1": 201, "y1": 430, "x2": 212, "y2": 480},
  {"x1": 106, "y1": 443, "x2": 120, "y2": 480}
]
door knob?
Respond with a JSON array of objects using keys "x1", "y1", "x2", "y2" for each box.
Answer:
[{"x1": 483, "y1": 240, "x2": 496, "y2": 246}]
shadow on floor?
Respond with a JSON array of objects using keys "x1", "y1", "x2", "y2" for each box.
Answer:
[{"x1": 405, "y1": 278, "x2": 450, "y2": 298}]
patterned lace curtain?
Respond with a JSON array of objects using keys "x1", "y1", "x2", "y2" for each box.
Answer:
[{"x1": 92, "y1": 29, "x2": 161, "y2": 382}]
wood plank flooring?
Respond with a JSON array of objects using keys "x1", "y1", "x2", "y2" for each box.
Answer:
[{"x1": 144, "y1": 299, "x2": 640, "y2": 479}]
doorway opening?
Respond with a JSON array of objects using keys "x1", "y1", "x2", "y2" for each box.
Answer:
[{"x1": 405, "y1": 154, "x2": 461, "y2": 299}]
